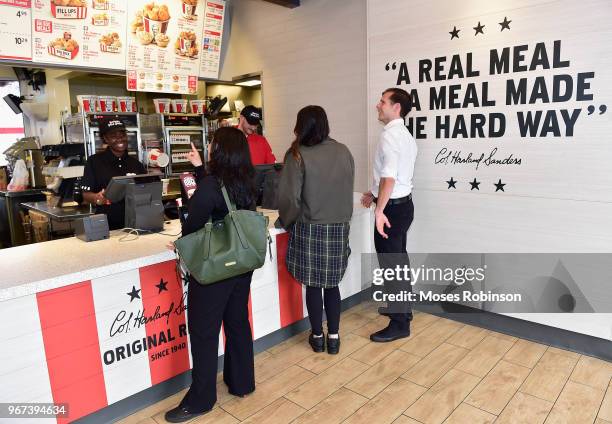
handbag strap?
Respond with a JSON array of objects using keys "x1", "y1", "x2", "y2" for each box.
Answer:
[
  {"x1": 220, "y1": 184, "x2": 249, "y2": 249},
  {"x1": 220, "y1": 185, "x2": 236, "y2": 212}
]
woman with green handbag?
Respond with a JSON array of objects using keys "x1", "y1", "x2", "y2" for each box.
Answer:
[{"x1": 165, "y1": 127, "x2": 258, "y2": 423}]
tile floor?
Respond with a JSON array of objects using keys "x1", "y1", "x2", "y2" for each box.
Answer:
[{"x1": 118, "y1": 302, "x2": 612, "y2": 424}]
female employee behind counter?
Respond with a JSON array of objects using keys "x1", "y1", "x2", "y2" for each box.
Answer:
[{"x1": 80, "y1": 118, "x2": 146, "y2": 230}]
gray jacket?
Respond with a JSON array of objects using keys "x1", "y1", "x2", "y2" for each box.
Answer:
[{"x1": 278, "y1": 137, "x2": 354, "y2": 227}]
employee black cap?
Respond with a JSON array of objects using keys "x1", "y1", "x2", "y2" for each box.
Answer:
[
  {"x1": 240, "y1": 105, "x2": 262, "y2": 125},
  {"x1": 99, "y1": 118, "x2": 126, "y2": 136}
]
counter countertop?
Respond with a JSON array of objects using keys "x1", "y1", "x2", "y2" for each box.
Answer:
[
  {"x1": 1, "y1": 219, "x2": 182, "y2": 301},
  {"x1": 0, "y1": 189, "x2": 45, "y2": 198},
  {"x1": 0, "y1": 203, "x2": 369, "y2": 301},
  {"x1": 21, "y1": 201, "x2": 95, "y2": 221}
]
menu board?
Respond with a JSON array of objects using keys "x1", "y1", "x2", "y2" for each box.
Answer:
[
  {"x1": 32, "y1": 0, "x2": 127, "y2": 69},
  {"x1": 126, "y1": 0, "x2": 204, "y2": 94},
  {"x1": 199, "y1": 0, "x2": 225, "y2": 79},
  {"x1": 0, "y1": 1, "x2": 32, "y2": 61},
  {"x1": 3, "y1": 0, "x2": 227, "y2": 83}
]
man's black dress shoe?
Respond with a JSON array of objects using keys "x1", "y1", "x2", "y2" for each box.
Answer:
[
  {"x1": 326, "y1": 335, "x2": 340, "y2": 355},
  {"x1": 309, "y1": 333, "x2": 325, "y2": 352},
  {"x1": 164, "y1": 406, "x2": 210, "y2": 423},
  {"x1": 378, "y1": 306, "x2": 391, "y2": 317},
  {"x1": 370, "y1": 326, "x2": 410, "y2": 343}
]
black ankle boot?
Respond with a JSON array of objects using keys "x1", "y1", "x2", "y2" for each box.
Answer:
[
  {"x1": 326, "y1": 335, "x2": 340, "y2": 354},
  {"x1": 308, "y1": 333, "x2": 325, "y2": 352}
]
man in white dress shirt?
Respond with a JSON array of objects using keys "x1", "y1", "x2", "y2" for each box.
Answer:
[{"x1": 361, "y1": 87, "x2": 418, "y2": 342}]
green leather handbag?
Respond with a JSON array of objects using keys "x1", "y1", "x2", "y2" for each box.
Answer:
[{"x1": 174, "y1": 186, "x2": 270, "y2": 285}]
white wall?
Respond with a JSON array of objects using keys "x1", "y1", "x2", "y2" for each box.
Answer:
[
  {"x1": 18, "y1": 69, "x2": 72, "y2": 145},
  {"x1": 220, "y1": 0, "x2": 368, "y2": 190},
  {"x1": 0, "y1": 73, "x2": 25, "y2": 166},
  {"x1": 206, "y1": 83, "x2": 261, "y2": 110},
  {"x1": 368, "y1": 0, "x2": 612, "y2": 252},
  {"x1": 367, "y1": 0, "x2": 612, "y2": 340}
]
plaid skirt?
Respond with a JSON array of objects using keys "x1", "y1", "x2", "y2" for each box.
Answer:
[{"x1": 286, "y1": 221, "x2": 351, "y2": 288}]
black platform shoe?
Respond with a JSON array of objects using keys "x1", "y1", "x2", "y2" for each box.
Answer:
[
  {"x1": 228, "y1": 387, "x2": 255, "y2": 398},
  {"x1": 164, "y1": 406, "x2": 210, "y2": 423},
  {"x1": 326, "y1": 335, "x2": 340, "y2": 355},
  {"x1": 308, "y1": 333, "x2": 325, "y2": 352}
]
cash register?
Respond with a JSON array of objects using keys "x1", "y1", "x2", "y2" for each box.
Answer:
[
  {"x1": 105, "y1": 174, "x2": 164, "y2": 231},
  {"x1": 76, "y1": 174, "x2": 163, "y2": 241},
  {"x1": 255, "y1": 163, "x2": 283, "y2": 209}
]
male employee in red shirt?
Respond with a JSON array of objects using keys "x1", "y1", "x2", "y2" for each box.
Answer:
[
  {"x1": 184, "y1": 105, "x2": 275, "y2": 180},
  {"x1": 237, "y1": 105, "x2": 276, "y2": 165}
]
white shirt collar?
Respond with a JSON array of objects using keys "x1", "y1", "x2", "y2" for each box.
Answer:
[{"x1": 383, "y1": 118, "x2": 405, "y2": 130}]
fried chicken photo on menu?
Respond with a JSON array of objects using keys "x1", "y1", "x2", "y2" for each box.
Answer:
[
  {"x1": 143, "y1": 3, "x2": 170, "y2": 21},
  {"x1": 176, "y1": 31, "x2": 198, "y2": 58},
  {"x1": 52, "y1": 0, "x2": 87, "y2": 6},
  {"x1": 181, "y1": 0, "x2": 198, "y2": 19},
  {"x1": 50, "y1": 32, "x2": 79, "y2": 52},
  {"x1": 155, "y1": 33, "x2": 170, "y2": 47},
  {"x1": 131, "y1": 10, "x2": 144, "y2": 33},
  {"x1": 99, "y1": 32, "x2": 121, "y2": 49},
  {"x1": 92, "y1": 13, "x2": 109, "y2": 24},
  {"x1": 137, "y1": 30, "x2": 154, "y2": 45},
  {"x1": 92, "y1": 0, "x2": 108, "y2": 8}
]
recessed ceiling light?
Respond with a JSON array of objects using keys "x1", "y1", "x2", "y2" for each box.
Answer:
[{"x1": 235, "y1": 79, "x2": 261, "y2": 87}]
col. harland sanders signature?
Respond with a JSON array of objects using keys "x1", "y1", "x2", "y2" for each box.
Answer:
[{"x1": 435, "y1": 147, "x2": 522, "y2": 170}]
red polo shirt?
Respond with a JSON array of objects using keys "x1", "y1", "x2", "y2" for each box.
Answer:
[{"x1": 247, "y1": 133, "x2": 276, "y2": 165}]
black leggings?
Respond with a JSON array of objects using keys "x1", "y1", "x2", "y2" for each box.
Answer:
[{"x1": 305, "y1": 286, "x2": 341, "y2": 335}]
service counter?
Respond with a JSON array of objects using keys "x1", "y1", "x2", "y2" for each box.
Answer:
[
  {"x1": 2, "y1": 197, "x2": 610, "y2": 423},
  {"x1": 0, "y1": 202, "x2": 373, "y2": 423}
]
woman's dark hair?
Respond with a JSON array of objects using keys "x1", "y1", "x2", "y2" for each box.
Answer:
[
  {"x1": 290, "y1": 105, "x2": 330, "y2": 162},
  {"x1": 208, "y1": 127, "x2": 256, "y2": 208}
]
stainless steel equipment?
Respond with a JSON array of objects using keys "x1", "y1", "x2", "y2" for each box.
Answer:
[
  {"x1": 161, "y1": 114, "x2": 207, "y2": 176},
  {"x1": 24, "y1": 149, "x2": 46, "y2": 189},
  {"x1": 21, "y1": 201, "x2": 94, "y2": 241},
  {"x1": 87, "y1": 112, "x2": 141, "y2": 160},
  {"x1": 138, "y1": 113, "x2": 168, "y2": 175},
  {"x1": 63, "y1": 112, "x2": 141, "y2": 160},
  {"x1": 41, "y1": 143, "x2": 86, "y2": 206},
  {"x1": 2, "y1": 137, "x2": 45, "y2": 189}
]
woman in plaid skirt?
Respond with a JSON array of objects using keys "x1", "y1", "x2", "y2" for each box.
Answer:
[{"x1": 278, "y1": 105, "x2": 355, "y2": 355}]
